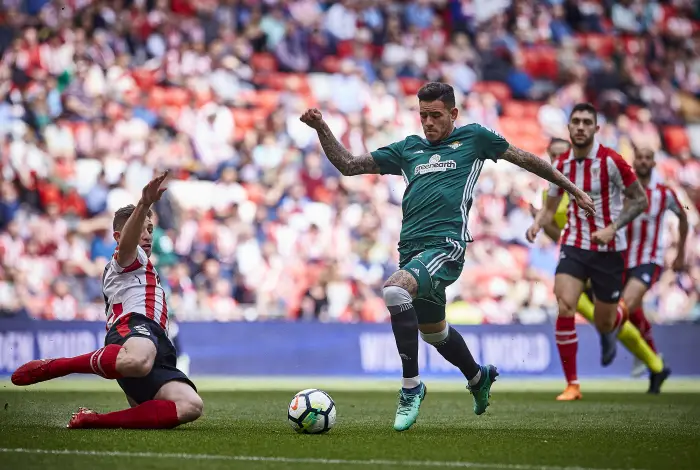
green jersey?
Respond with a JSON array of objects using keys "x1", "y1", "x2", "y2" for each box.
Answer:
[{"x1": 371, "y1": 124, "x2": 509, "y2": 243}]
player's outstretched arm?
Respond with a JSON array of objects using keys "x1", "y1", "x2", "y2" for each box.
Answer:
[
  {"x1": 591, "y1": 180, "x2": 648, "y2": 245},
  {"x1": 300, "y1": 108, "x2": 380, "y2": 176},
  {"x1": 116, "y1": 171, "x2": 169, "y2": 268},
  {"x1": 500, "y1": 144, "x2": 595, "y2": 215}
]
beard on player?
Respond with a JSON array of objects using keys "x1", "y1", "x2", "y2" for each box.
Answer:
[
  {"x1": 567, "y1": 104, "x2": 599, "y2": 152},
  {"x1": 569, "y1": 130, "x2": 594, "y2": 149},
  {"x1": 634, "y1": 163, "x2": 652, "y2": 178},
  {"x1": 632, "y1": 148, "x2": 655, "y2": 178}
]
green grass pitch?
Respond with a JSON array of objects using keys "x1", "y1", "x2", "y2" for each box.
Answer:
[{"x1": 1, "y1": 377, "x2": 699, "y2": 470}]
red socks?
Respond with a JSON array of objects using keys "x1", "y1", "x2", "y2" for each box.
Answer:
[
  {"x1": 80, "y1": 400, "x2": 180, "y2": 429},
  {"x1": 49, "y1": 344, "x2": 123, "y2": 379},
  {"x1": 629, "y1": 307, "x2": 657, "y2": 353},
  {"x1": 613, "y1": 302, "x2": 628, "y2": 330},
  {"x1": 555, "y1": 316, "x2": 578, "y2": 384}
]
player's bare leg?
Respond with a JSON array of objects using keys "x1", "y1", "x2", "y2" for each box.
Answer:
[
  {"x1": 383, "y1": 270, "x2": 426, "y2": 431},
  {"x1": 420, "y1": 320, "x2": 497, "y2": 415},
  {"x1": 553, "y1": 274, "x2": 585, "y2": 401},
  {"x1": 593, "y1": 299, "x2": 627, "y2": 367},
  {"x1": 622, "y1": 279, "x2": 647, "y2": 319},
  {"x1": 624, "y1": 279, "x2": 661, "y2": 369},
  {"x1": 155, "y1": 380, "x2": 203, "y2": 423},
  {"x1": 69, "y1": 380, "x2": 203, "y2": 429},
  {"x1": 11, "y1": 336, "x2": 156, "y2": 386},
  {"x1": 622, "y1": 279, "x2": 670, "y2": 393}
]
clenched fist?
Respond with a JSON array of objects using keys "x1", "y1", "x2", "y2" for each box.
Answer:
[{"x1": 299, "y1": 108, "x2": 325, "y2": 130}]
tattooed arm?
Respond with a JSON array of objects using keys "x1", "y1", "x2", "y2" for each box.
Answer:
[
  {"x1": 500, "y1": 144, "x2": 583, "y2": 198},
  {"x1": 500, "y1": 144, "x2": 596, "y2": 218},
  {"x1": 315, "y1": 122, "x2": 380, "y2": 176},
  {"x1": 300, "y1": 108, "x2": 380, "y2": 176},
  {"x1": 611, "y1": 181, "x2": 649, "y2": 230},
  {"x1": 591, "y1": 180, "x2": 648, "y2": 245}
]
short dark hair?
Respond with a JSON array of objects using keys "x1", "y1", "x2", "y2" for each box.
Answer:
[
  {"x1": 113, "y1": 204, "x2": 153, "y2": 231},
  {"x1": 570, "y1": 102, "x2": 598, "y2": 123},
  {"x1": 417, "y1": 82, "x2": 456, "y2": 109}
]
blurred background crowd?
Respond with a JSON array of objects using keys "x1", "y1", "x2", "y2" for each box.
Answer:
[{"x1": 1, "y1": 0, "x2": 699, "y2": 325}]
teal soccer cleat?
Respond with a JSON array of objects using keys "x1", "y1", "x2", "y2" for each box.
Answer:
[
  {"x1": 468, "y1": 365, "x2": 499, "y2": 415},
  {"x1": 393, "y1": 383, "x2": 427, "y2": 431}
]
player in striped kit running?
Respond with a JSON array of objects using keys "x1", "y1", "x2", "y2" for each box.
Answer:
[
  {"x1": 536, "y1": 140, "x2": 673, "y2": 395},
  {"x1": 11, "y1": 171, "x2": 203, "y2": 429},
  {"x1": 624, "y1": 147, "x2": 687, "y2": 386},
  {"x1": 527, "y1": 103, "x2": 650, "y2": 400}
]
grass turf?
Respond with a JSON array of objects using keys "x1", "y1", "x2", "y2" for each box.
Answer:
[{"x1": 0, "y1": 379, "x2": 699, "y2": 470}]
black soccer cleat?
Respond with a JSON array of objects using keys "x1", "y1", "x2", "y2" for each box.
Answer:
[
  {"x1": 648, "y1": 367, "x2": 671, "y2": 395},
  {"x1": 600, "y1": 331, "x2": 618, "y2": 367}
]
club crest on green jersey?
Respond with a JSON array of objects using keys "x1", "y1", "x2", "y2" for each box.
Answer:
[{"x1": 414, "y1": 154, "x2": 457, "y2": 175}]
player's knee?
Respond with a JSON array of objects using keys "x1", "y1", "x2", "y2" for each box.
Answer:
[
  {"x1": 594, "y1": 316, "x2": 615, "y2": 333},
  {"x1": 556, "y1": 297, "x2": 577, "y2": 317},
  {"x1": 593, "y1": 305, "x2": 617, "y2": 332},
  {"x1": 594, "y1": 315, "x2": 612, "y2": 332},
  {"x1": 119, "y1": 353, "x2": 154, "y2": 378},
  {"x1": 622, "y1": 293, "x2": 640, "y2": 313},
  {"x1": 175, "y1": 394, "x2": 203, "y2": 423},
  {"x1": 382, "y1": 285, "x2": 412, "y2": 308},
  {"x1": 383, "y1": 270, "x2": 418, "y2": 298}
]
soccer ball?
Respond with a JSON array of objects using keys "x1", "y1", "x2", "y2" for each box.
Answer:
[{"x1": 287, "y1": 389, "x2": 336, "y2": 434}]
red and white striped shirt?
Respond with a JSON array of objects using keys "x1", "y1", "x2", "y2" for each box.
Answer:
[
  {"x1": 626, "y1": 183, "x2": 684, "y2": 268},
  {"x1": 102, "y1": 245, "x2": 168, "y2": 331},
  {"x1": 548, "y1": 142, "x2": 637, "y2": 252}
]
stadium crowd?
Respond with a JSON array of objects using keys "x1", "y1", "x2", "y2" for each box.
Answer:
[{"x1": 1, "y1": 0, "x2": 699, "y2": 325}]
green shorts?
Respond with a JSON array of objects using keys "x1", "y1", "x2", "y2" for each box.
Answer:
[{"x1": 398, "y1": 237, "x2": 466, "y2": 324}]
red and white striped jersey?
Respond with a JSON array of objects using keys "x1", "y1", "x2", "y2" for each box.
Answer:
[
  {"x1": 102, "y1": 245, "x2": 169, "y2": 331},
  {"x1": 626, "y1": 183, "x2": 684, "y2": 268},
  {"x1": 548, "y1": 142, "x2": 637, "y2": 252}
]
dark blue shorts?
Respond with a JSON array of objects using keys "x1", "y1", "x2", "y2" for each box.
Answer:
[
  {"x1": 556, "y1": 245, "x2": 625, "y2": 303},
  {"x1": 105, "y1": 314, "x2": 196, "y2": 404},
  {"x1": 625, "y1": 263, "x2": 662, "y2": 289}
]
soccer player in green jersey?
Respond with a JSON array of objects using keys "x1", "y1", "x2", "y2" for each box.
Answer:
[{"x1": 300, "y1": 82, "x2": 595, "y2": 432}]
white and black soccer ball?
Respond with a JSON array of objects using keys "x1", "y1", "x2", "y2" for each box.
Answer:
[{"x1": 287, "y1": 389, "x2": 336, "y2": 434}]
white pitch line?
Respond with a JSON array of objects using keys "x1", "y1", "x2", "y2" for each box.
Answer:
[{"x1": 0, "y1": 448, "x2": 644, "y2": 470}]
